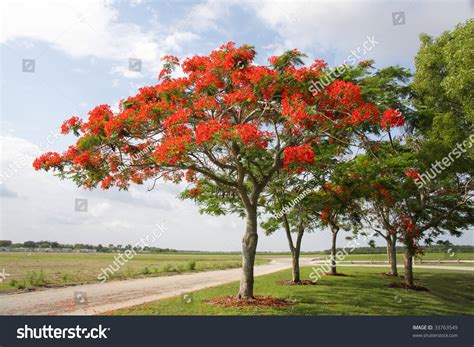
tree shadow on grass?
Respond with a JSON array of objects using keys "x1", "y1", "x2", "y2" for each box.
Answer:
[{"x1": 272, "y1": 268, "x2": 474, "y2": 316}]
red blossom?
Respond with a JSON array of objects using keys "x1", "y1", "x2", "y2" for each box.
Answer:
[
  {"x1": 61, "y1": 116, "x2": 82, "y2": 135},
  {"x1": 185, "y1": 169, "x2": 196, "y2": 183},
  {"x1": 235, "y1": 124, "x2": 270, "y2": 148},
  {"x1": 283, "y1": 144, "x2": 315, "y2": 172},
  {"x1": 381, "y1": 109, "x2": 405, "y2": 128},
  {"x1": 405, "y1": 168, "x2": 421, "y2": 180},
  {"x1": 188, "y1": 186, "x2": 202, "y2": 198},
  {"x1": 33, "y1": 152, "x2": 62, "y2": 171}
]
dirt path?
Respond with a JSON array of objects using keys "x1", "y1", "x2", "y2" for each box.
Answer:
[
  {"x1": 0, "y1": 258, "x2": 471, "y2": 315},
  {"x1": 0, "y1": 258, "x2": 310, "y2": 315}
]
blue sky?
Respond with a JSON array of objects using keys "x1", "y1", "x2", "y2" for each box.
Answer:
[{"x1": 1, "y1": 0, "x2": 473, "y2": 251}]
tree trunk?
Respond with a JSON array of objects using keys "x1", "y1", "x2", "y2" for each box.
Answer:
[
  {"x1": 291, "y1": 228, "x2": 304, "y2": 283},
  {"x1": 386, "y1": 240, "x2": 392, "y2": 264},
  {"x1": 238, "y1": 207, "x2": 258, "y2": 299},
  {"x1": 330, "y1": 228, "x2": 338, "y2": 275},
  {"x1": 388, "y1": 236, "x2": 398, "y2": 276},
  {"x1": 404, "y1": 248, "x2": 414, "y2": 287},
  {"x1": 291, "y1": 249, "x2": 300, "y2": 283}
]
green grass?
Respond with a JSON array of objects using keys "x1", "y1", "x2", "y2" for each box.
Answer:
[
  {"x1": 0, "y1": 252, "x2": 269, "y2": 293},
  {"x1": 110, "y1": 266, "x2": 474, "y2": 316},
  {"x1": 304, "y1": 252, "x2": 474, "y2": 265},
  {"x1": 310, "y1": 252, "x2": 474, "y2": 260}
]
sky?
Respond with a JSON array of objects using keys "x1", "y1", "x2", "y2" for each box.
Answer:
[{"x1": 1, "y1": 0, "x2": 473, "y2": 252}]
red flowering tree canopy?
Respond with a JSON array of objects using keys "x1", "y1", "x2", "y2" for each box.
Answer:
[{"x1": 34, "y1": 42, "x2": 388, "y2": 204}]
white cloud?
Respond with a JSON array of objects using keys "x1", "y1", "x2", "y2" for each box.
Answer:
[
  {"x1": 246, "y1": 0, "x2": 474, "y2": 67},
  {"x1": 0, "y1": 0, "x2": 240, "y2": 80},
  {"x1": 0, "y1": 0, "x2": 218, "y2": 79}
]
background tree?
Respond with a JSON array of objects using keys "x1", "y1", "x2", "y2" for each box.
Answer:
[
  {"x1": 352, "y1": 138, "x2": 473, "y2": 288},
  {"x1": 260, "y1": 172, "x2": 318, "y2": 283},
  {"x1": 347, "y1": 63, "x2": 412, "y2": 276},
  {"x1": 316, "y1": 168, "x2": 365, "y2": 275},
  {"x1": 0, "y1": 240, "x2": 12, "y2": 247},
  {"x1": 411, "y1": 19, "x2": 473, "y2": 139}
]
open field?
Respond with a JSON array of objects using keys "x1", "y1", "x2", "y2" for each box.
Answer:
[
  {"x1": 111, "y1": 266, "x2": 474, "y2": 316},
  {"x1": 0, "y1": 252, "x2": 270, "y2": 293}
]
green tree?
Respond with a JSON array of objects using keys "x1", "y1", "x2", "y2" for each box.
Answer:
[{"x1": 411, "y1": 19, "x2": 473, "y2": 153}]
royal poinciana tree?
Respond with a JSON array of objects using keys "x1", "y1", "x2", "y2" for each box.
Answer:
[
  {"x1": 34, "y1": 42, "x2": 387, "y2": 299},
  {"x1": 260, "y1": 172, "x2": 320, "y2": 283},
  {"x1": 351, "y1": 138, "x2": 474, "y2": 288}
]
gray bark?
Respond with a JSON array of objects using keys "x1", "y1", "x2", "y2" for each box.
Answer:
[
  {"x1": 291, "y1": 228, "x2": 304, "y2": 282},
  {"x1": 389, "y1": 236, "x2": 398, "y2": 276},
  {"x1": 238, "y1": 207, "x2": 258, "y2": 299},
  {"x1": 330, "y1": 225, "x2": 338, "y2": 275},
  {"x1": 404, "y1": 248, "x2": 414, "y2": 287}
]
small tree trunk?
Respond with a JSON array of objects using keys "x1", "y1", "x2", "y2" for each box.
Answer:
[
  {"x1": 386, "y1": 240, "x2": 392, "y2": 264},
  {"x1": 291, "y1": 249, "x2": 300, "y2": 283},
  {"x1": 389, "y1": 237, "x2": 398, "y2": 276},
  {"x1": 291, "y1": 228, "x2": 304, "y2": 283},
  {"x1": 404, "y1": 248, "x2": 414, "y2": 287},
  {"x1": 330, "y1": 228, "x2": 338, "y2": 275},
  {"x1": 238, "y1": 208, "x2": 258, "y2": 299}
]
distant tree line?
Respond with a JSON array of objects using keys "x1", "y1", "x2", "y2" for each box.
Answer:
[{"x1": 0, "y1": 240, "x2": 177, "y2": 253}]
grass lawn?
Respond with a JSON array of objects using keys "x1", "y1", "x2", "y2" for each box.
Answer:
[
  {"x1": 307, "y1": 252, "x2": 474, "y2": 260},
  {"x1": 110, "y1": 266, "x2": 474, "y2": 316},
  {"x1": 302, "y1": 252, "x2": 474, "y2": 266},
  {"x1": 0, "y1": 252, "x2": 270, "y2": 293}
]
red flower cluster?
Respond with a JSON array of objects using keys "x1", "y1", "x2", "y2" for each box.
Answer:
[
  {"x1": 100, "y1": 175, "x2": 113, "y2": 189},
  {"x1": 405, "y1": 168, "x2": 421, "y2": 180},
  {"x1": 235, "y1": 124, "x2": 269, "y2": 148},
  {"x1": 282, "y1": 93, "x2": 310, "y2": 127},
  {"x1": 60, "y1": 116, "x2": 81, "y2": 135},
  {"x1": 283, "y1": 144, "x2": 315, "y2": 171},
  {"x1": 321, "y1": 206, "x2": 331, "y2": 222},
  {"x1": 224, "y1": 87, "x2": 256, "y2": 106},
  {"x1": 153, "y1": 132, "x2": 192, "y2": 166},
  {"x1": 222, "y1": 42, "x2": 256, "y2": 70},
  {"x1": 399, "y1": 215, "x2": 423, "y2": 254},
  {"x1": 72, "y1": 151, "x2": 91, "y2": 167},
  {"x1": 195, "y1": 119, "x2": 231, "y2": 144},
  {"x1": 163, "y1": 109, "x2": 192, "y2": 129},
  {"x1": 381, "y1": 109, "x2": 404, "y2": 128},
  {"x1": 159, "y1": 55, "x2": 180, "y2": 80},
  {"x1": 33, "y1": 152, "x2": 62, "y2": 171},
  {"x1": 350, "y1": 103, "x2": 380, "y2": 126},
  {"x1": 81, "y1": 105, "x2": 113, "y2": 135},
  {"x1": 188, "y1": 186, "x2": 202, "y2": 198},
  {"x1": 185, "y1": 169, "x2": 197, "y2": 183}
]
